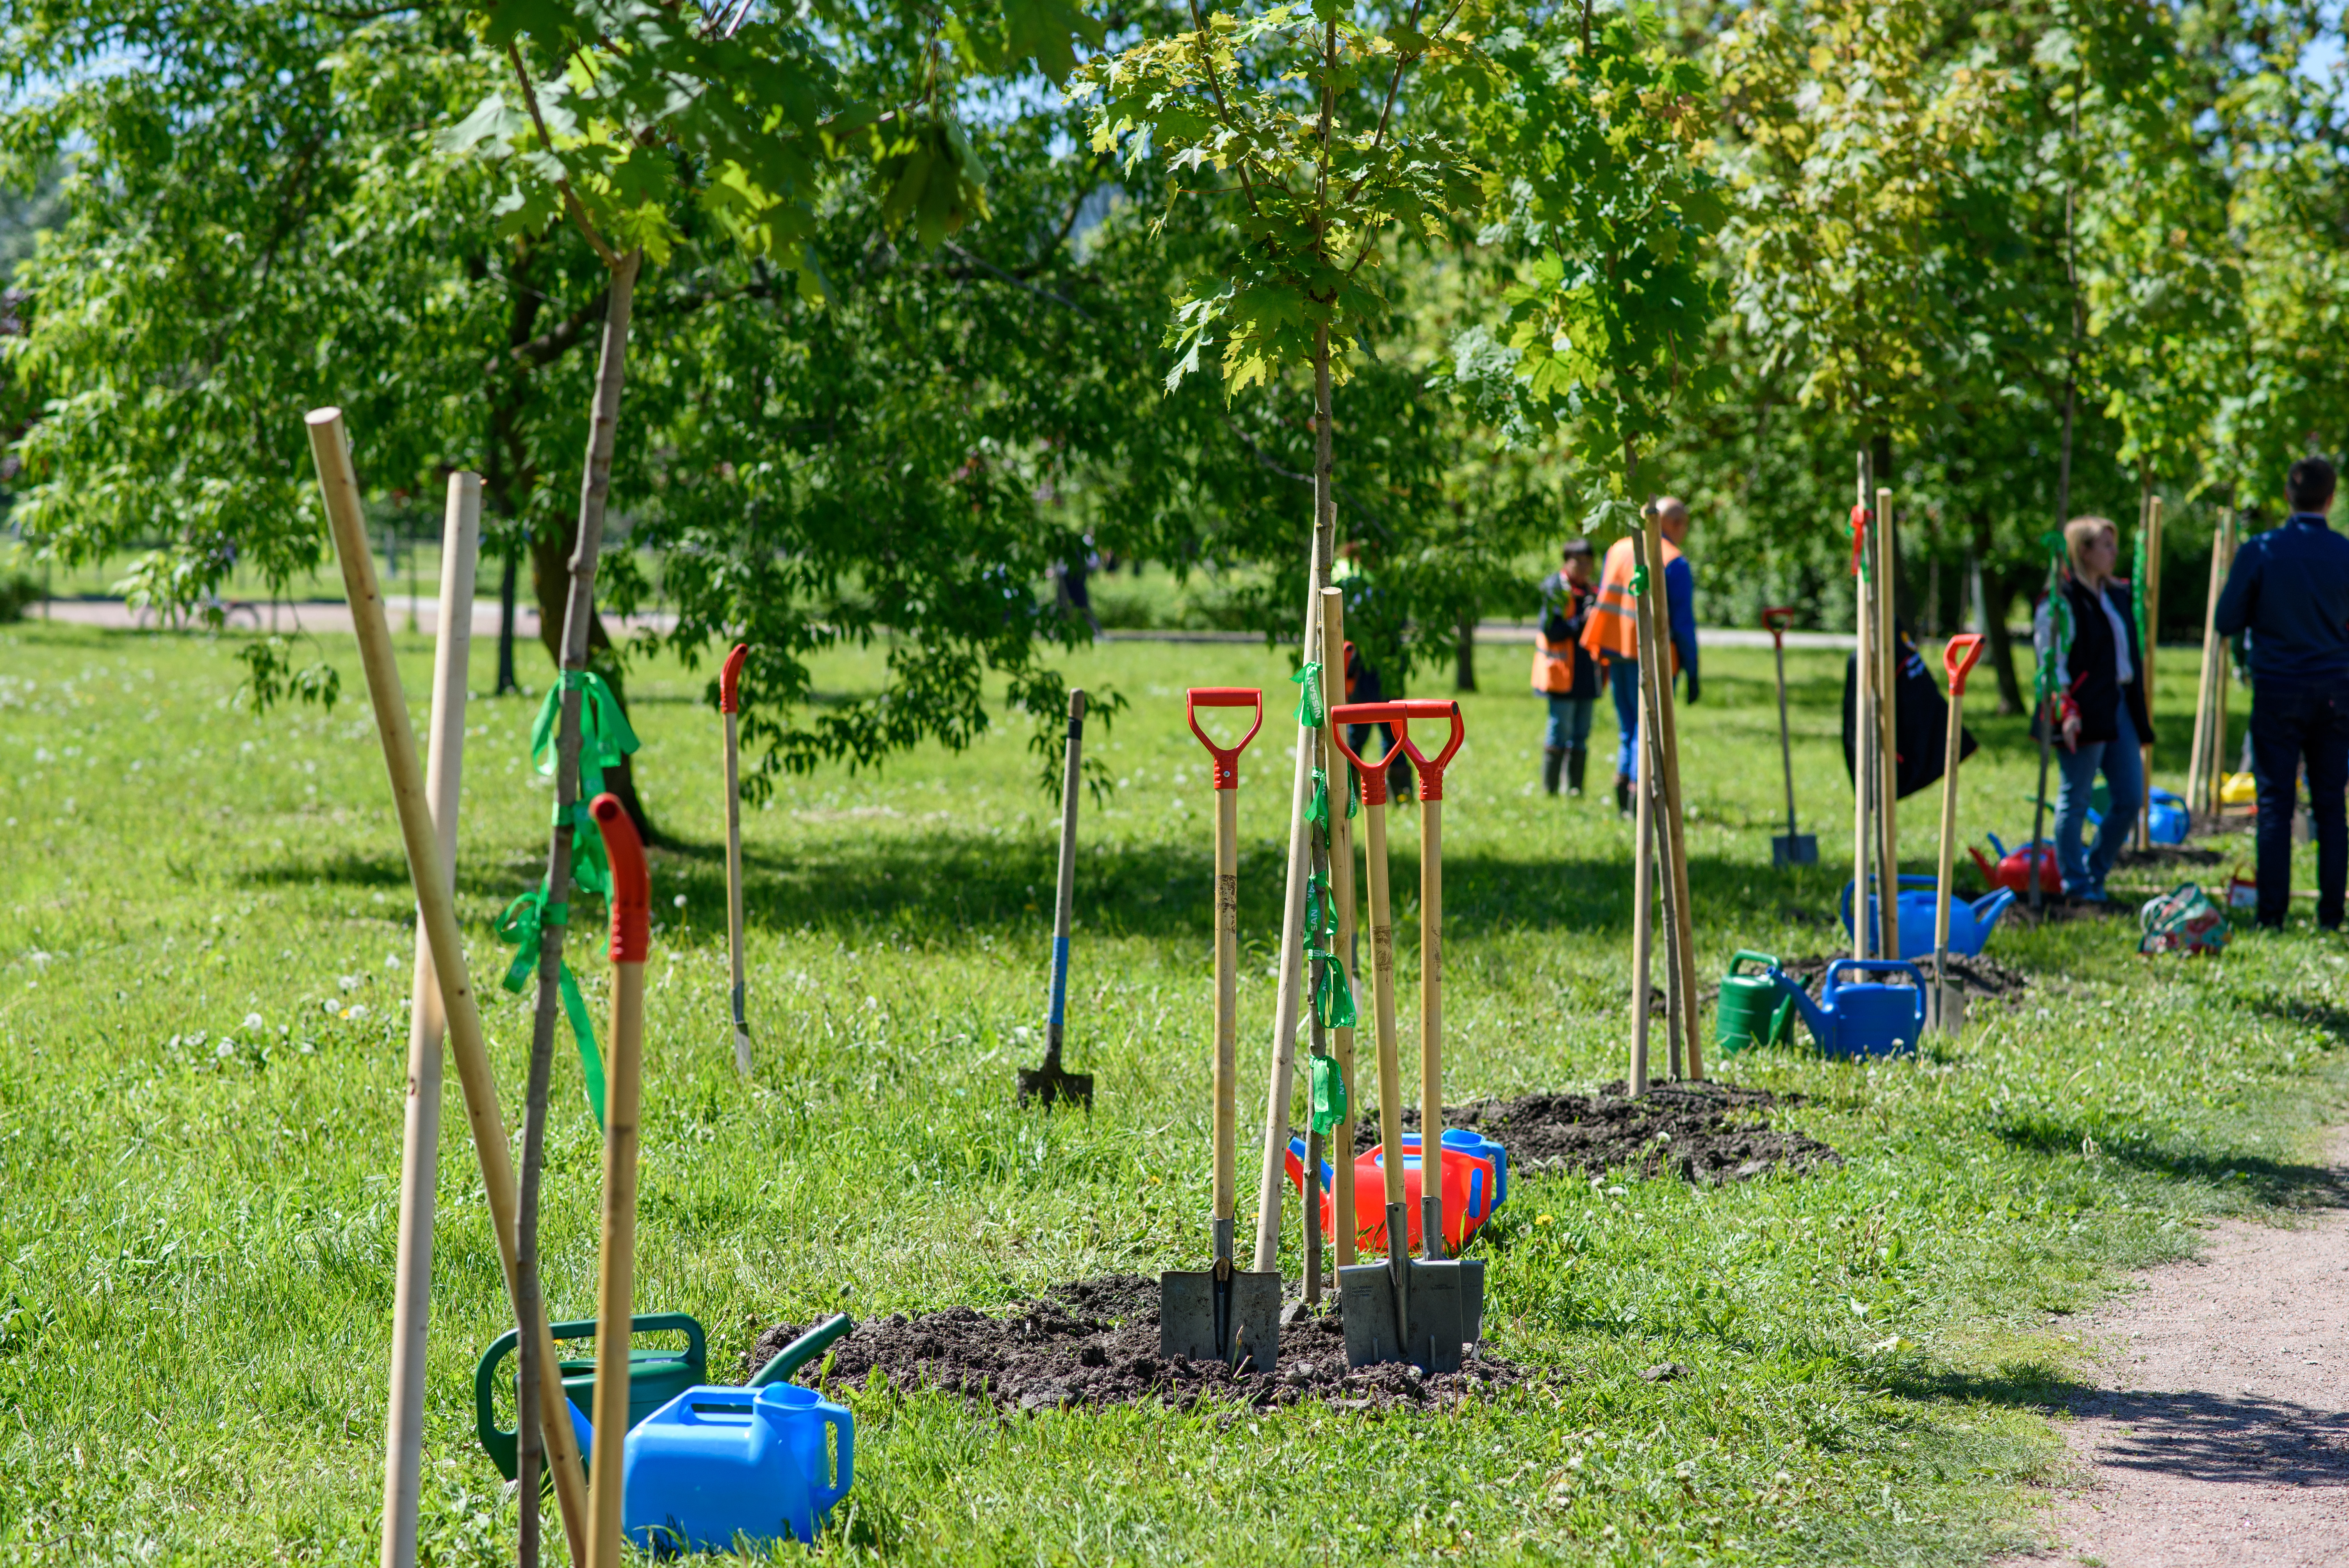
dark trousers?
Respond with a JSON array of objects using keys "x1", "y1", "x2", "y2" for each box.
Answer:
[{"x1": 2249, "y1": 681, "x2": 2349, "y2": 928}]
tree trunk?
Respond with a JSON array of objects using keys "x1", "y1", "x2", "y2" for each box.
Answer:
[
  {"x1": 496, "y1": 543, "x2": 520, "y2": 696},
  {"x1": 1454, "y1": 610, "x2": 1477, "y2": 692},
  {"x1": 515, "y1": 248, "x2": 641, "y2": 1568},
  {"x1": 529, "y1": 453, "x2": 653, "y2": 838}
]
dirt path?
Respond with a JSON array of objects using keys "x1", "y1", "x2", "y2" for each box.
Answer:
[{"x1": 2003, "y1": 1129, "x2": 2349, "y2": 1566}]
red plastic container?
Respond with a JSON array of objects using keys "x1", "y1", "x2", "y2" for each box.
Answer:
[{"x1": 1284, "y1": 1135, "x2": 1499, "y2": 1255}]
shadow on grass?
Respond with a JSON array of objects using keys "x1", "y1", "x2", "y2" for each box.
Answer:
[
  {"x1": 2251, "y1": 989, "x2": 2349, "y2": 1046},
  {"x1": 1889, "y1": 1365, "x2": 2349, "y2": 1488},
  {"x1": 1991, "y1": 1115, "x2": 2349, "y2": 1210}
]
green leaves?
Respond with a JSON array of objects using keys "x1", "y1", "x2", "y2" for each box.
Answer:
[
  {"x1": 1445, "y1": 3, "x2": 1723, "y2": 489},
  {"x1": 1072, "y1": 0, "x2": 1487, "y2": 396}
]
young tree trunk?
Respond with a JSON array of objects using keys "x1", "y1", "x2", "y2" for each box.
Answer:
[
  {"x1": 496, "y1": 543, "x2": 520, "y2": 696},
  {"x1": 515, "y1": 247, "x2": 641, "y2": 1568}
]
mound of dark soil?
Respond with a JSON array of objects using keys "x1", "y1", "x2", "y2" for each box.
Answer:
[
  {"x1": 2113, "y1": 843, "x2": 2227, "y2": 868},
  {"x1": 1358, "y1": 1081, "x2": 1842, "y2": 1185},
  {"x1": 739, "y1": 1274, "x2": 1529, "y2": 1414}
]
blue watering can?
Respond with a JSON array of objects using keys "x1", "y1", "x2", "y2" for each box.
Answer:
[
  {"x1": 2091, "y1": 787, "x2": 2188, "y2": 845},
  {"x1": 1770, "y1": 959, "x2": 1927, "y2": 1058},
  {"x1": 615, "y1": 1381, "x2": 854, "y2": 1554},
  {"x1": 1840, "y1": 876, "x2": 2016, "y2": 959}
]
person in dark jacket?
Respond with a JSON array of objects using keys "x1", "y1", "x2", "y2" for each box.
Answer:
[
  {"x1": 2214, "y1": 456, "x2": 2349, "y2": 928},
  {"x1": 2033, "y1": 515, "x2": 2153, "y2": 902},
  {"x1": 1531, "y1": 538, "x2": 1602, "y2": 795}
]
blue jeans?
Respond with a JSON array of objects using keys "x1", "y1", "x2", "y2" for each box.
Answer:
[
  {"x1": 2249, "y1": 681, "x2": 2349, "y2": 928},
  {"x1": 1609, "y1": 660, "x2": 1643, "y2": 779},
  {"x1": 2053, "y1": 705, "x2": 2142, "y2": 896},
  {"x1": 1545, "y1": 694, "x2": 1595, "y2": 751}
]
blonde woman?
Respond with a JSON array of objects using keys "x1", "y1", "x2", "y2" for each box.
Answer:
[{"x1": 2032, "y1": 515, "x2": 2154, "y2": 903}]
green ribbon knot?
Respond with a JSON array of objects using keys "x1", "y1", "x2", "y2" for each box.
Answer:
[
  {"x1": 494, "y1": 887, "x2": 608, "y2": 1129},
  {"x1": 2036, "y1": 530, "x2": 2075, "y2": 706},
  {"x1": 1629, "y1": 563, "x2": 1649, "y2": 597},
  {"x1": 530, "y1": 672, "x2": 642, "y2": 897},
  {"x1": 1309, "y1": 948, "x2": 1359, "y2": 1030},
  {"x1": 1291, "y1": 661, "x2": 1326, "y2": 729}
]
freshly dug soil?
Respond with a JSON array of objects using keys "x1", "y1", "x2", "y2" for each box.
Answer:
[
  {"x1": 739, "y1": 1274, "x2": 1531, "y2": 1414},
  {"x1": 2113, "y1": 843, "x2": 2227, "y2": 869},
  {"x1": 1358, "y1": 1081, "x2": 1843, "y2": 1185}
]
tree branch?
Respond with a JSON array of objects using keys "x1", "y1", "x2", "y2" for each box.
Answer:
[
  {"x1": 1219, "y1": 412, "x2": 1387, "y2": 531},
  {"x1": 942, "y1": 242, "x2": 1097, "y2": 320},
  {"x1": 1184, "y1": 0, "x2": 1265, "y2": 218},
  {"x1": 506, "y1": 41, "x2": 622, "y2": 271}
]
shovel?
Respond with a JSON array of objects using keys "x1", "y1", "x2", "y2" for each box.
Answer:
[
  {"x1": 1161, "y1": 688, "x2": 1280, "y2": 1370},
  {"x1": 719, "y1": 644, "x2": 753, "y2": 1077},
  {"x1": 1019, "y1": 690, "x2": 1095, "y2": 1109},
  {"x1": 1764, "y1": 608, "x2": 1818, "y2": 867},
  {"x1": 1930, "y1": 636, "x2": 1985, "y2": 1035},
  {"x1": 583, "y1": 792, "x2": 650, "y2": 1568},
  {"x1": 1328, "y1": 702, "x2": 1467, "y2": 1372},
  {"x1": 1396, "y1": 701, "x2": 1477, "y2": 1368}
]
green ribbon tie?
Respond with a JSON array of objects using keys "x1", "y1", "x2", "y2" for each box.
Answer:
[
  {"x1": 1308, "y1": 1052, "x2": 1349, "y2": 1136},
  {"x1": 1291, "y1": 660, "x2": 1325, "y2": 729},
  {"x1": 1629, "y1": 562, "x2": 1649, "y2": 597},
  {"x1": 1309, "y1": 948, "x2": 1358, "y2": 1030},
  {"x1": 530, "y1": 672, "x2": 642, "y2": 897},
  {"x1": 494, "y1": 887, "x2": 608, "y2": 1130}
]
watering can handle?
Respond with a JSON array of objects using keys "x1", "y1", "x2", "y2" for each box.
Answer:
[
  {"x1": 814, "y1": 1404, "x2": 854, "y2": 1513},
  {"x1": 1184, "y1": 687, "x2": 1264, "y2": 790},
  {"x1": 1728, "y1": 949, "x2": 1780, "y2": 977},
  {"x1": 1943, "y1": 633, "x2": 1985, "y2": 695}
]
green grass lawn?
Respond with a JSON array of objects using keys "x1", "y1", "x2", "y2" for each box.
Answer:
[{"x1": 0, "y1": 616, "x2": 2341, "y2": 1566}]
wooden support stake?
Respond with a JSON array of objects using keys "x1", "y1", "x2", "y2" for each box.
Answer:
[
  {"x1": 2187, "y1": 514, "x2": 2231, "y2": 824},
  {"x1": 1851, "y1": 455, "x2": 1873, "y2": 963},
  {"x1": 380, "y1": 474, "x2": 477, "y2": 1568},
  {"x1": 2135, "y1": 493, "x2": 2164, "y2": 850},
  {"x1": 1642, "y1": 506, "x2": 1703, "y2": 1082},
  {"x1": 1320, "y1": 588, "x2": 1358, "y2": 1270},
  {"x1": 1627, "y1": 515, "x2": 1663, "y2": 1096},
  {"x1": 1875, "y1": 487, "x2": 1901, "y2": 957},
  {"x1": 305, "y1": 409, "x2": 590, "y2": 1565}
]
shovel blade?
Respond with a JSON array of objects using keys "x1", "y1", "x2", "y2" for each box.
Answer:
[
  {"x1": 1406, "y1": 1260, "x2": 1466, "y2": 1374},
  {"x1": 1158, "y1": 1269, "x2": 1281, "y2": 1368},
  {"x1": 1457, "y1": 1257, "x2": 1486, "y2": 1349},
  {"x1": 1772, "y1": 834, "x2": 1819, "y2": 868},
  {"x1": 1016, "y1": 1066, "x2": 1094, "y2": 1110},
  {"x1": 1338, "y1": 1263, "x2": 1404, "y2": 1368}
]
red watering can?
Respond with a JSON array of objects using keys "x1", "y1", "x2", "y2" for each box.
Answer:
[{"x1": 1968, "y1": 832, "x2": 2060, "y2": 899}]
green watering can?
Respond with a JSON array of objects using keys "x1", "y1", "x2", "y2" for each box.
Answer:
[
  {"x1": 1716, "y1": 950, "x2": 1797, "y2": 1056},
  {"x1": 473, "y1": 1312, "x2": 706, "y2": 1482}
]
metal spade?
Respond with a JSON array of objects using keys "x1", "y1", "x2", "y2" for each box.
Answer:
[{"x1": 1160, "y1": 688, "x2": 1281, "y2": 1369}]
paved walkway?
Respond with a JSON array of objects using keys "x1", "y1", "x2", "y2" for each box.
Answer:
[{"x1": 2003, "y1": 1128, "x2": 2349, "y2": 1566}]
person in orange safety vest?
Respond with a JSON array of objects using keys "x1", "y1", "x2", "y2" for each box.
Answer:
[
  {"x1": 1579, "y1": 497, "x2": 1699, "y2": 816},
  {"x1": 1531, "y1": 538, "x2": 1601, "y2": 795}
]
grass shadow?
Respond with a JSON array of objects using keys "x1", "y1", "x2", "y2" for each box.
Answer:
[{"x1": 1991, "y1": 1115, "x2": 2349, "y2": 1210}]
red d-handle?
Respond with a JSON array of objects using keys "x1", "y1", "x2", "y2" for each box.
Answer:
[
  {"x1": 1185, "y1": 687, "x2": 1264, "y2": 790},
  {"x1": 1943, "y1": 633, "x2": 1986, "y2": 697},
  {"x1": 720, "y1": 643, "x2": 749, "y2": 715},
  {"x1": 590, "y1": 794, "x2": 650, "y2": 963},
  {"x1": 1328, "y1": 701, "x2": 1397, "y2": 807},
  {"x1": 1761, "y1": 607, "x2": 1794, "y2": 644},
  {"x1": 1392, "y1": 699, "x2": 1466, "y2": 803}
]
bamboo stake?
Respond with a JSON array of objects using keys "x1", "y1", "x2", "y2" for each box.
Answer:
[
  {"x1": 585, "y1": 795, "x2": 649, "y2": 1568},
  {"x1": 2135, "y1": 492, "x2": 2163, "y2": 850},
  {"x1": 305, "y1": 410, "x2": 590, "y2": 1563},
  {"x1": 721, "y1": 643, "x2": 752, "y2": 1076},
  {"x1": 2211, "y1": 515, "x2": 2235, "y2": 813},
  {"x1": 1932, "y1": 636, "x2": 1985, "y2": 1035},
  {"x1": 1875, "y1": 487, "x2": 1901, "y2": 957},
  {"x1": 381, "y1": 473, "x2": 478, "y2": 1568},
  {"x1": 1851, "y1": 456, "x2": 1873, "y2": 963},
  {"x1": 1642, "y1": 505, "x2": 1703, "y2": 1082},
  {"x1": 1627, "y1": 519, "x2": 1664, "y2": 1097},
  {"x1": 2187, "y1": 515, "x2": 2229, "y2": 824},
  {"x1": 1320, "y1": 588, "x2": 1358, "y2": 1270}
]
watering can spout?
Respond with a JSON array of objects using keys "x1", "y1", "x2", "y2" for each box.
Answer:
[
  {"x1": 1767, "y1": 969, "x2": 1829, "y2": 1044},
  {"x1": 1970, "y1": 887, "x2": 2017, "y2": 935}
]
